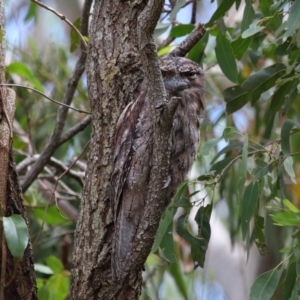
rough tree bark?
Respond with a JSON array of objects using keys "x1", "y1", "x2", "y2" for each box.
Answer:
[
  {"x1": 0, "y1": 0, "x2": 37, "y2": 299},
  {"x1": 71, "y1": 1, "x2": 146, "y2": 298},
  {"x1": 71, "y1": 0, "x2": 205, "y2": 298}
]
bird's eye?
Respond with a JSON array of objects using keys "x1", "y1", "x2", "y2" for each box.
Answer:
[{"x1": 183, "y1": 71, "x2": 199, "y2": 79}]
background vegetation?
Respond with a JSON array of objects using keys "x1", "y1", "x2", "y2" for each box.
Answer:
[{"x1": 4, "y1": 0, "x2": 300, "y2": 299}]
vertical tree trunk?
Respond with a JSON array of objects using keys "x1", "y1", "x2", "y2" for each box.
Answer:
[
  {"x1": 71, "y1": 1, "x2": 146, "y2": 299},
  {"x1": 0, "y1": 1, "x2": 37, "y2": 299}
]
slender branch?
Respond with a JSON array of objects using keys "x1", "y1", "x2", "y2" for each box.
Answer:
[
  {"x1": 157, "y1": 36, "x2": 175, "y2": 51},
  {"x1": 22, "y1": 0, "x2": 92, "y2": 192},
  {"x1": 58, "y1": 115, "x2": 91, "y2": 145},
  {"x1": 190, "y1": 0, "x2": 197, "y2": 24},
  {"x1": 52, "y1": 141, "x2": 89, "y2": 206},
  {"x1": 168, "y1": 23, "x2": 206, "y2": 57},
  {"x1": 0, "y1": 84, "x2": 90, "y2": 115},
  {"x1": 17, "y1": 154, "x2": 85, "y2": 185},
  {"x1": 31, "y1": 0, "x2": 88, "y2": 51}
]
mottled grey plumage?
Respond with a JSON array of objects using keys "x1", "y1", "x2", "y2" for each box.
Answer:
[{"x1": 111, "y1": 57, "x2": 204, "y2": 282}]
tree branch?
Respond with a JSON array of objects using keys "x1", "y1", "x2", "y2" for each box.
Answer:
[
  {"x1": 0, "y1": 83, "x2": 90, "y2": 114},
  {"x1": 168, "y1": 23, "x2": 206, "y2": 57},
  {"x1": 21, "y1": 0, "x2": 93, "y2": 192},
  {"x1": 58, "y1": 115, "x2": 91, "y2": 145},
  {"x1": 31, "y1": 0, "x2": 88, "y2": 51}
]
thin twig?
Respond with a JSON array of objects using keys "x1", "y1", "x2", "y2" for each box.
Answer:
[
  {"x1": 21, "y1": 50, "x2": 88, "y2": 192},
  {"x1": 0, "y1": 84, "x2": 90, "y2": 115},
  {"x1": 58, "y1": 115, "x2": 91, "y2": 145},
  {"x1": 33, "y1": 141, "x2": 89, "y2": 245},
  {"x1": 17, "y1": 154, "x2": 85, "y2": 185},
  {"x1": 190, "y1": 0, "x2": 197, "y2": 24},
  {"x1": 31, "y1": 0, "x2": 88, "y2": 51}
]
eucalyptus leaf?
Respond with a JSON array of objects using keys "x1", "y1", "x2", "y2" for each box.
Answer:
[
  {"x1": 283, "y1": 259, "x2": 296, "y2": 300},
  {"x1": 206, "y1": 0, "x2": 235, "y2": 27},
  {"x1": 241, "y1": 63, "x2": 286, "y2": 104},
  {"x1": 249, "y1": 268, "x2": 283, "y2": 300},
  {"x1": 201, "y1": 137, "x2": 223, "y2": 156},
  {"x1": 224, "y1": 85, "x2": 252, "y2": 114},
  {"x1": 283, "y1": 157, "x2": 297, "y2": 184},
  {"x1": 215, "y1": 32, "x2": 238, "y2": 83},
  {"x1": 281, "y1": 120, "x2": 299, "y2": 155},
  {"x1": 281, "y1": 0, "x2": 300, "y2": 39},
  {"x1": 241, "y1": 0, "x2": 255, "y2": 33},
  {"x1": 241, "y1": 181, "x2": 259, "y2": 240}
]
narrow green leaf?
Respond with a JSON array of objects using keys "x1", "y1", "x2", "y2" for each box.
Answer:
[
  {"x1": 249, "y1": 268, "x2": 283, "y2": 300},
  {"x1": 168, "y1": 263, "x2": 188, "y2": 300},
  {"x1": 172, "y1": 181, "x2": 189, "y2": 205},
  {"x1": 231, "y1": 36, "x2": 253, "y2": 60},
  {"x1": 206, "y1": 0, "x2": 235, "y2": 27},
  {"x1": 282, "y1": 81, "x2": 298, "y2": 115},
  {"x1": 210, "y1": 157, "x2": 235, "y2": 175},
  {"x1": 242, "y1": 63, "x2": 286, "y2": 104},
  {"x1": 281, "y1": 120, "x2": 299, "y2": 155},
  {"x1": 24, "y1": 2, "x2": 38, "y2": 22},
  {"x1": 176, "y1": 214, "x2": 207, "y2": 268},
  {"x1": 252, "y1": 159, "x2": 270, "y2": 180},
  {"x1": 270, "y1": 80, "x2": 297, "y2": 112},
  {"x1": 242, "y1": 20, "x2": 265, "y2": 39},
  {"x1": 197, "y1": 173, "x2": 215, "y2": 182},
  {"x1": 201, "y1": 137, "x2": 223, "y2": 156},
  {"x1": 241, "y1": 181, "x2": 259, "y2": 240},
  {"x1": 215, "y1": 32, "x2": 238, "y2": 83},
  {"x1": 259, "y1": 0, "x2": 281, "y2": 31},
  {"x1": 70, "y1": 18, "x2": 81, "y2": 53},
  {"x1": 170, "y1": 24, "x2": 195, "y2": 37},
  {"x1": 224, "y1": 85, "x2": 252, "y2": 114},
  {"x1": 188, "y1": 31, "x2": 209, "y2": 63},
  {"x1": 241, "y1": 0, "x2": 255, "y2": 32},
  {"x1": 283, "y1": 259, "x2": 296, "y2": 300},
  {"x1": 271, "y1": 211, "x2": 300, "y2": 226},
  {"x1": 275, "y1": 37, "x2": 294, "y2": 56},
  {"x1": 283, "y1": 199, "x2": 300, "y2": 213},
  {"x1": 253, "y1": 216, "x2": 267, "y2": 256},
  {"x1": 283, "y1": 157, "x2": 297, "y2": 184},
  {"x1": 211, "y1": 141, "x2": 243, "y2": 164},
  {"x1": 3, "y1": 214, "x2": 29, "y2": 260},
  {"x1": 152, "y1": 209, "x2": 176, "y2": 252},
  {"x1": 282, "y1": 0, "x2": 300, "y2": 38},
  {"x1": 159, "y1": 221, "x2": 177, "y2": 263},
  {"x1": 194, "y1": 204, "x2": 212, "y2": 242}
]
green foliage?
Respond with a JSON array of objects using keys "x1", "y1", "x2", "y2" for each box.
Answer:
[
  {"x1": 9, "y1": 0, "x2": 300, "y2": 298},
  {"x1": 2, "y1": 214, "x2": 29, "y2": 260},
  {"x1": 36, "y1": 256, "x2": 70, "y2": 300}
]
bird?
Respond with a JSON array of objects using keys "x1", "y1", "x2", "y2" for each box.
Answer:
[{"x1": 110, "y1": 56, "x2": 205, "y2": 283}]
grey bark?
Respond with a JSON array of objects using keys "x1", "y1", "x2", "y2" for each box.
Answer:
[{"x1": 70, "y1": 0, "x2": 206, "y2": 298}]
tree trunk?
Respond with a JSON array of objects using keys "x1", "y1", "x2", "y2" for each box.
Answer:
[
  {"x1": 0, "y1": 2, "x2": 37, "y2": 298},
  {"x1": 71, "y1": 1, "x2": 146, "y2": 299}
]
